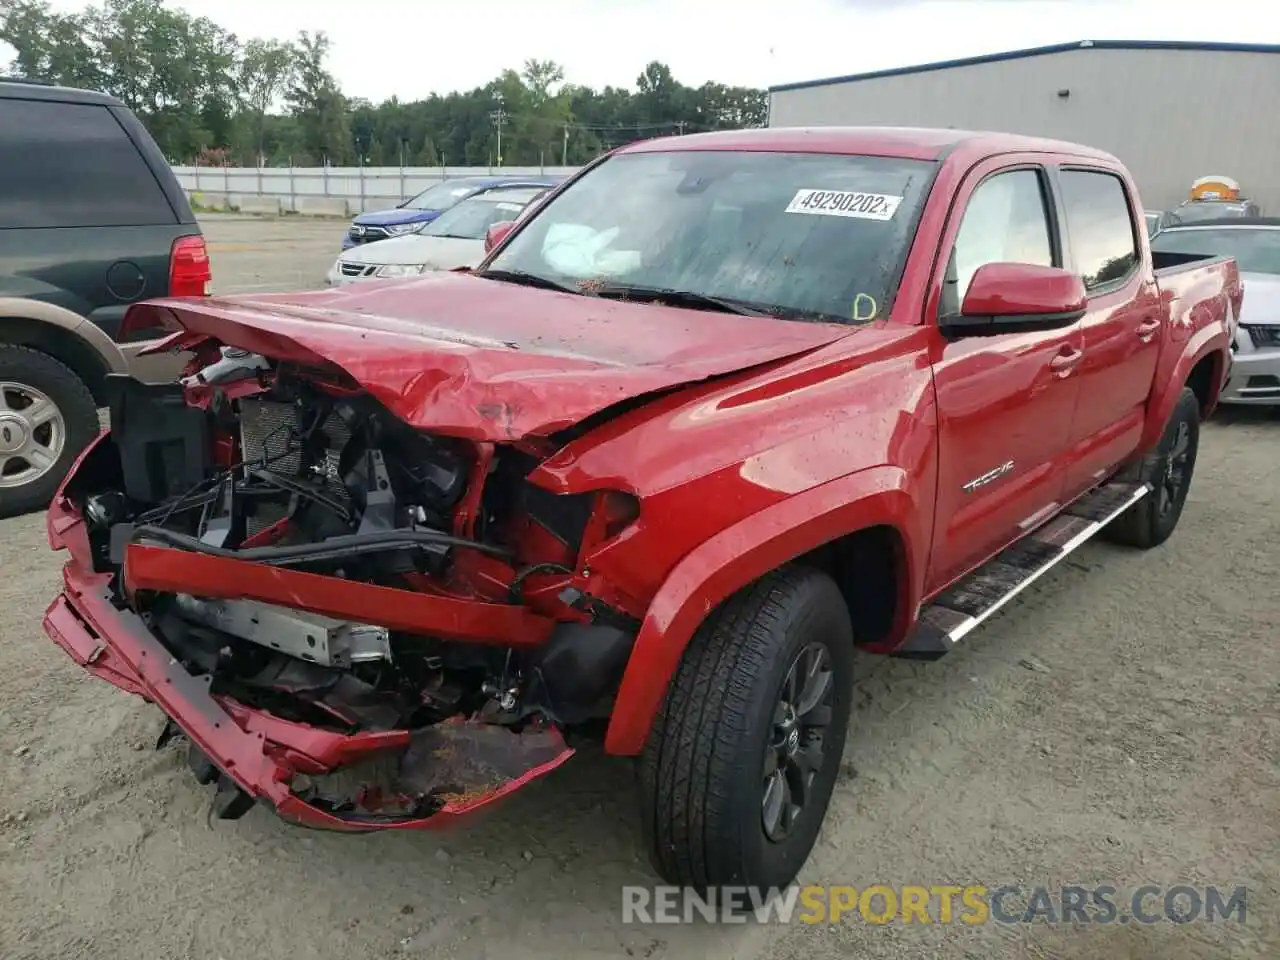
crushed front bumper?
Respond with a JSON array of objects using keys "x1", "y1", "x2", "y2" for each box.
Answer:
[{"x1": 42, "y1": 449, "x2": 574, "y2": 831}]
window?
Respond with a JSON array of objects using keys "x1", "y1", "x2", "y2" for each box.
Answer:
[
  {"x1": 403, "y1": 179, "x2": 484, "y2": 211},
  {"x1": 421, "y1": 191, "x2": 540, "y2": 240},
  {"x1": 952, "y1": 169, "x2": 1054, "y2": 299},
  {"x1": 486, "y1": 150, "x2": 937, "y2": 325},
  {"x1": 1059, "y1": 169, "x2": 1139, "y2": 290},
  {"x1": 0, "y1": 98, "x2": 175, "y2": 229}
]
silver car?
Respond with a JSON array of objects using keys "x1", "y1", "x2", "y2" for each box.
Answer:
[
  {"x1": 1151, "y1": 218, "x2": 1280, "y2": 405},
  {"x1": 327, "y1": 187, "x2": 547, "y2": 286}
]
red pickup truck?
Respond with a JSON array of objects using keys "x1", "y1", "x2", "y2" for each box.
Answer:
[{"x1": 42, "y1": 127, "x2": 1239, "y2": 893}]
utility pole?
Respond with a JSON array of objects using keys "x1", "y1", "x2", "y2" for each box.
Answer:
[
  {"x1": 489, "y1": 93, "x2": 507, "y2": 168},
  {"x1": 562, "y1": 122, "x2": 570, "y2": 166}
]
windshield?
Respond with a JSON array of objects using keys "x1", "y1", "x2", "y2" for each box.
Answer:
[
  {"x1": 1169, "y1": 202, "x2": 1250, "y2": 224},
  {"x1": 403, "y1": 180, "x2": 483, "y2": 212},
  {"x1": 1152, "y1": 227, "x2": 1280, "y2": 275},
  {"x1": 483, "y1": 150, "x2": 936, "y2": 324},
  {"x1": 421, "y1": 192, "x2": 537, "y2": 239}
]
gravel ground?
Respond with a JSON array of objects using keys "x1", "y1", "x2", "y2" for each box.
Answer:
[{"x1": 0, "y1": 215, "x2": 1276, "y2": 959}]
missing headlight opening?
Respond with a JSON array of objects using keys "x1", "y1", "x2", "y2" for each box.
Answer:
[{"x1": 69, "y1": 349, "x2": 644, "y2": 822}]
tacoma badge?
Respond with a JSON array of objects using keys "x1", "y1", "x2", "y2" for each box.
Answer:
[{"x1": 962, "y1": 460, "x2": 1014, "y2": 493}]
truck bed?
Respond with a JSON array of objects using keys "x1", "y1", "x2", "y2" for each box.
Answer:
[
  {"x1": 1151, "y1": 249, "x2": 1232, "y2": 274},
  {"x1": 1152, "y1": 251, "x2": 1240, "y2": 316},
  {"x1": 1152, "y1": 252, "x2": 1243, "y2": 333},
  {"x1": 1148, "y1": 250, "x2": 1242, "y2": 457}
]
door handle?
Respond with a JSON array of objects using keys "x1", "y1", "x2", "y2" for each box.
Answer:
[
  {"x1": 1137, "y1": 317, "x2": 1162, "y2": 342},
  {"x1": 1049, "y1": 347, "x2": 1083, "y2": 377}
]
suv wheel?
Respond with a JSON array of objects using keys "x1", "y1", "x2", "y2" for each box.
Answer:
[
  {"x1": 0, "y1": 346, "x2": 99, "y2": 518},
  {"x1": 639, "y1": 565, "x2": 854, "y2": 891}
]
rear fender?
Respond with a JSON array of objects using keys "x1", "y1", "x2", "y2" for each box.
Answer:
[
  {"x1": 1141, "y1": 326, "x2": 1229, "y2": 450},
  {"x1": 603, "y1": 465, "x2": 924, "y2": 756}
]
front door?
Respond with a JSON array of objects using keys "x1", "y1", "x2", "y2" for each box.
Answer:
[{"x1": 925, "y1": 160, "x2": 1084, "y2": 594}]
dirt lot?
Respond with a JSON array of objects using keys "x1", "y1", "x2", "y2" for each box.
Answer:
[{"x1": 0, "y1": 215, "x2": 1276, "y2": 959}]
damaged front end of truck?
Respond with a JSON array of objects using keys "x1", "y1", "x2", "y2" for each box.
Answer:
[{"x1": 42, "y1": 292, "x2": 678, "y2": 829}]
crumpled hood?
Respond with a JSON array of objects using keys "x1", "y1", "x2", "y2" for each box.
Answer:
[
  {"x1": 340, "y1": 235, "x2": 485, "y2": 271},
  {"x1": 1241, "y1": 272, "x2": 1280, "y2": 326},
  {"x1": 127, "y1": 272, "x2": 855, "y2": 441}
]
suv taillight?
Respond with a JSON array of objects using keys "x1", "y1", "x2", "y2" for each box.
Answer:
[{"x1": 169, "y1": 234, "x2": 212, "y2": 297}]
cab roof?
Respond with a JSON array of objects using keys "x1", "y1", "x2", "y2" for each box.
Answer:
[{"x1": 619, "y1": 126, "x2": 1121, "y2": 165}]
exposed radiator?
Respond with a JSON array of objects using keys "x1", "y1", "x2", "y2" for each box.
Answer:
[{"x1": 238, "y1": 398, "x2": 354, "y2": 535}]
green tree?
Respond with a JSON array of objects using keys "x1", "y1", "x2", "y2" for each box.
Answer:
[
  {"x1": 521, "y1": 58, "x2": 564, "y2": 101},
  {"x1": 0, "y1": 0, "x2": 104, "y2": 90},
  {"x1": 636, "y1": 60, "x2": 681, "y2": 125},
  {"x1": 238, "y1": 38, "x2": 296, "y2": 163},
  {"x1": 692, "y1": 82, "x2": 768, "y2": 130},
  {"x1": 2, "y1": 3, "x2": 768, "y2": 167},
  {"x1": 516, "y1": 58, "x2": 572, "y2": 166},
  {"x1": 416, "y1": 133, "x2": 439, "y2": 165},
  {"x1": 285, "y1": 30, "x2": 351, "y2": 164}
]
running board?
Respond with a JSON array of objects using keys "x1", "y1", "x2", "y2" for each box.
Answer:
[{"x1": 893, "y1": 480, "x2": 1151, "y2": 661}]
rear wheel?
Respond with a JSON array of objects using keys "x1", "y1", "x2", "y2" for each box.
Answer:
[
  {"x1": 1105, "y1": 386, "x2": 1200, "y2": 549},
  {"x1": 639, "y1": 565, "x2": 854, "y2": 891},
  {"x1": 0, "y1": 346, "x2": 99, "y2": 519}
]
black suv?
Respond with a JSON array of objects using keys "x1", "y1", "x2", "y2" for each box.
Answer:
[{"x1": 0, "y1": 79, "x2": 209, "y2": 516}]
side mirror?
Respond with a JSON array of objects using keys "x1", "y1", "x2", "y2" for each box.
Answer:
[
  {"x1": 484, "y1": 220, "x2": 516, "y2": 254},
  {"x1": 940, "y1": 262, "x2": 1087, "y2": 337}
]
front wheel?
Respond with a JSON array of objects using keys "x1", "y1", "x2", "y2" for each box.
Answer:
[
  {"x1": 639, "y1": 565, "x2": 854, "y2": 891},
  {"x1": 0, "y1": 346, "x2": 100, "y2": 519},
  {"x1": 1105, "y1": 386, "x2": 1201, "y2": 549}
]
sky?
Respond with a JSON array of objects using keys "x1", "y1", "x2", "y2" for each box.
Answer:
[{"x1": 21, "y1": 0, "x2": 1279, "y2": 102}]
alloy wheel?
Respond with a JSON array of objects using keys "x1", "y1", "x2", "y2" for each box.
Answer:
[
  {"x1": 762, "y1": 641, "x2": 836, "y2": 843},
  {"x1": 0, "y1": 381, "x2": 66, "y2": 489},
  {"x1": 1157, "y1": 420, "x2": 1192, "y2": 519}
]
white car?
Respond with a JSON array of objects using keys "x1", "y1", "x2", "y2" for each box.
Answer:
[
  {"x1": 326, "y1": 187, "x2": 546, "y2": 285},
  {"x1": 1151, "y1": 217, "x2": 1280, "y2": 405}
]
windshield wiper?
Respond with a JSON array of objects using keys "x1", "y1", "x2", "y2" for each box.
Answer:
[
  {"x1": 589, "y1": 284, "x2": 768, "y2": 317},
  {"x1": 473, "y1": 274, "x2": 843, "y2": 323},
  {"x1": 758, "y1": 304, "x2": 849, "y2": 324},
  {"x1": 475, "y1": 268, "x2": 580, "y2": 294}
]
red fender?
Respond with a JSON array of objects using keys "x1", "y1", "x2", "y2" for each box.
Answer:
[
  {"x1": 1141, "y1": 328, "x2": 1229, "y2": 451},
  {"x1": 603, "y1": 465, "x2": 926, "y2": 756}
]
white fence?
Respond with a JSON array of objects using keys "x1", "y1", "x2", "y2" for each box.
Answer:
[{"x1": 174, "y1": 165, "x2": 584, "y2": 216}]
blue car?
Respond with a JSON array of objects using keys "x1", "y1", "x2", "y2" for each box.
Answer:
[{"x1": 341, "y1": 175, "x2": 564, "y2": 250}]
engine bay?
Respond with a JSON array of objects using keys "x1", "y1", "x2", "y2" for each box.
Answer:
[{"x1": 70, "y1": 346, "x2": 644, "y2": 763}]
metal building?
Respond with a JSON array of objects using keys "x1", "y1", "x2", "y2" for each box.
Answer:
[{"x1": 767, "y1": 40, "x2": 1280, "y2": 213}]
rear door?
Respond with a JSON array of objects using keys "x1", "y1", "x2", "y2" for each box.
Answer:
[
  {"x1": 0, "y1": 95, "x2": 193, "y2": 343},
  {"x1": 925, "y1": 157, "x2": 1083, "y2": 593},
  {"x1": 1051, "y1": 165, "x2": 1163, "y2": 497}
]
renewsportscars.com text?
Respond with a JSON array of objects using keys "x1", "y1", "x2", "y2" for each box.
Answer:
[{"x1": 621, "y1": 884, "x2": 1248, "y2": 925}]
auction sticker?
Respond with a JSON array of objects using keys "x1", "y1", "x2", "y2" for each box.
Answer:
[{"x1": 785, "y1": 189, "x2": 903, "y2": 221}]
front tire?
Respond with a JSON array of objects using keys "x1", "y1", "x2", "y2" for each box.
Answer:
[
  {"x1": 0, "y1": 346, "x2": 99, "y2": 519},
  {"x1": 1105, "y1": 386, "x2": 1201, "y2": 549},
  {"x1": 639, "y1": 565, "x2": 854, "y2": 891}
]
